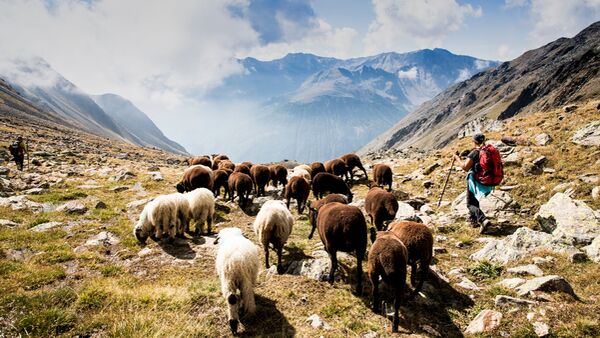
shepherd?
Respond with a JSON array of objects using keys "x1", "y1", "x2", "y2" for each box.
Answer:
[
  {"x1": 453, "y1": 133, "x2": 503, "y2": 234},
  {"x1": 7, "y1": 136, "x2": 28, "y2": 171}
]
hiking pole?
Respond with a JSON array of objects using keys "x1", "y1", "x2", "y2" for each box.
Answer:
[
  {"x1": 437, "y1": 156, "x2": 456, "y2": 208},
  {"x1": 26, "y1": 138, "x2": 29, "y2": 171}
]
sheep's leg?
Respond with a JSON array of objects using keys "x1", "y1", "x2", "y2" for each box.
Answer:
[
  {"x1": 388, "y1": 181, "x2": 392, "y2": 192},
  {"x1": 286, "y1": 197, "x2": 291, "y2": 210},
  {"x1": 328, "y1": 252, "x2": 337, "y2": 284},
  {"x1": 393, "y1": 286, "x2": 402, "y2": 332},
  {"x1": 410, "y1": 262, "x2": 418, "y2": 288},
  {"x1": 206, "y1": 213, "x2": 213, "y2": 235},
  {"x1": 414, "y1": 260, "x2": 428, "y2": 294},
  {"x1": 308, "y1": 224, "x2": 316, "y2": 240},
  {"x1": 297, "y1": 198, "x2": 302, "y2": 214},
  {"x1": 360, "y1": 166, "x2": 368, "y2": 181},
  {"x1": 355, "y1": 253, "x2": 363, "y2": 296},
  {"x1": 264, "y1": 245, "x2": 270, "y2": 269},
  {"x1": 369, "y1": 214, "x2": 374, "y2": 226},
  {"x1": 241, "y1": 281, "x2": 256, "y2": 314},
  {"x1": 276, "y1": 245, "x2": 284, "y2": 274},
  {"x1": 370, "y1": 272, "x2": 380, "y2": 313}
]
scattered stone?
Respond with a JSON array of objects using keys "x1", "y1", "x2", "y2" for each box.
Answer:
[
  {"x1": 77, "y1": 185, "x2": 102, "y2": 189},
  {"x1": 420, "y1": 204, "x2": 434, "y2": 215},
  {"x1": 464, "y1": 309, "x2": 503, "y2": 334},
  {"x1": 470, "y1": 227, "x2": 581, "y2": 264},
  {"x1": 0, "y1": 167, "x2": 9, "y2": 176},
  {"x1": 138, "y1": 247, "x2": 153, "y2": 257},
  {"x1": 457, "y1": 277, "x2": 479, "y2": 290},
  {"x1": 533, "y1": 321, "x2": 550, "y2": 337},
  {"x1": 563, "y1": 104, "x2": 578, "y2": 112},
  {"x1": 535, "y1": 133, "x2": 552, "y2": 146},
  {"x1": 532, "y1": 156, "x2": 547, "y2": 167},
  {"x1": 535, "y1": 193, "x2": 600, "y2": 245},
  {"x1": 147, "y1": 165, "x2": 160, "y2": 171},
  {"x1": 0, "y1": 219, "x2": 19, "y2": 227},
  {"x1": 452, "y1": 191, "x2": 517, "y2": 219},
  {"x1": 395, "y1": 202, "x2": 420, "y2": 222},
  {"x1": 572, "y1": 120, "x2": 600, "y2": 146},
  {"x1": 422, "y1": 180, "x2": 434, "y2": 188},
  {"x1": 528, "y1": 291, "x2": 555, "y2": 302},
  {"x1": 30, "y1": 221, "x2": 63, "y2": 232},
  {"x1": 592, "y1": 186, "x2": 600, "y2": 200},
  {"x1": 0, "y1": 195, "x2": 52, "y2": 213},
  {"x1": 569, "y1": 252, "x2": 587, "y2": 263},
  {"x1": 95, "y1": 201, "x2": 107, "y2": 209},
  {"x1": 507, "y1": 264, "x2": 544, "y2": 277},
  {"x1": 306, "y1": 314, "x2": 332, "y2": 330},
  {"x1": 494, "y1": 295, "x2": 536, "y2": 308},
  {"x1": 422, "y1": 163, "x2": 440, "y2": 175},
  {"x1": 32, "y1": 151, "x2": 54, "y2": 157},
  {"x1": 433, "y1": 247, "x2": 447, "y2": 254},
  {"x1": 24, "y1": 187, "x2": 44, "y2": 195},
  {"x1": 31, "y1": 158, "x2": 42, "y2": 166},
  {"x1": 583, "y1": 236, "x2": 600, "y2": 263},
  {"x1": 392, "y1": 190, "x2": 410, "y2": 201},
  {"x1": 435, "y1": 235, "x2": 448, "y2": 242},
  {"x1": 497, "y1": 278, "x2": 527, "y2": 289},
  {"x1": 56, "y1": 201, "x2": 88, "y2": 214},
  {"x1": 503, "y1": 152, "x2": 522, "y2": 166},
  {"x1": 543, "y1": 168, "x2": 555, "y2": 174},
  {"x1": 84, "y1": 231, "x2": 120, "y2": 246},
  {"x1": 515, "y1": 275, "x2": 576, "y2": 298},
  {"x1": 149, "y1": 171, "x2": 163, "y2": 181},
  {"x1": 361, "y1": 330, "x2": 378, "y2": 338},
  {"x1": 522, "y1": 162, "x2": 543, "y2": 176},
  {"x1": 111, "y1": 186, "x2": 129, "y2": 193},
  {"x1": 532, "y1": 256, "x2": 555, "y2": 265}
]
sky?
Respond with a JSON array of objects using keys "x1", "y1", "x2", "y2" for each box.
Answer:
[{"x1": 1, "y1": 0, "x2": 599, "y2": 153}]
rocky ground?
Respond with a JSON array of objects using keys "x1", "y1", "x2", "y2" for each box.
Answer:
[{"x1": 0, "y1": 101, "x2": 599, "y2": 337}]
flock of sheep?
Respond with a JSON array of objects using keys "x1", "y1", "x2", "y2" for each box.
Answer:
[{"x1": 133, "y1": 153, "x2": 434, "y2": 334}]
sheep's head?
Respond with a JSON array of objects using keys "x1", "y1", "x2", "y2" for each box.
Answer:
[
  {"x1": 175, "y1": 183, "x2": 185, "y2": 193},
  {"x1": 227, "y1": 293, "x2": 240, "y2": 334},
  {"x1": 133, "y1": 226, "x2": 147, "y2": 244}
]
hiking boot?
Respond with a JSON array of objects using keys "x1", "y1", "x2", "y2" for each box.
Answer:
[
  {"x1": 469, "y1": 218, "x2": 479, "y2": 228},
  {"x1": 480, "y1": 219, "x2": 491, "y2": 234}
]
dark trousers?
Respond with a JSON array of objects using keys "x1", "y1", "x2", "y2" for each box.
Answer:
[
  {"x1": 466, "y1": 188, "x2": 486, "y2": 223},
  {"x1": 13, "y1": 154, "x2": 24, "y2": 170}
]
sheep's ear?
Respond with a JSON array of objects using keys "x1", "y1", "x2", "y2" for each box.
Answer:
[{"x1": 227, "y1": 294, "x2": 238, "y2": 305}]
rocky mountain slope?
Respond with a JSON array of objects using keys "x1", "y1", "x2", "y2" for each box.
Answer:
[
  {"x1": 360, "y1": 21, "x2": 600, "y2": 155},
  {"x1": 91, "y1": 94, "x2": 187, "y2": 155},
  {"x1": 0, "y1": 58, "x2": 187, "y2": 155},
  {"x1": 0, "y1": 97, "x2": 599, "y2": 337},
  {"x1": 203, "y1": 49, "x2": 498, "y2": 162}
]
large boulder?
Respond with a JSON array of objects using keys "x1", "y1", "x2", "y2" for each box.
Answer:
[
  {"x1": 535, "y1": 193, "x2": 600, "y2": 245},
  {"x1": 395, "y1": 201, "x2": 421, "y2": 222},
  {"x1": 572, "y1": 120, "x2": 600, "y2": 146},
  {"x1": 0, "y1": 195, "x2": 52, "y2": 213},
  {"x1": 464, "y1": 309, "x2": 503, "y2": 334},
  {"x1": 56, "y1": 201, "x2": 88, "y2": 214},
  {"x1": 515, "y1": 275, "x2": 576, "y2": 298},
  {"x1": 452, "y1": 191, "x2": 517, "y2": 219},
  {"x1": 470, "y1": 227, "x2": 581, "y2": 264}
]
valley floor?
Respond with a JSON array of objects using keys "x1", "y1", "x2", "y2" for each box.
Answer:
[{"x1": 0, "y1": 101, "x2": 599, "y2": 337}]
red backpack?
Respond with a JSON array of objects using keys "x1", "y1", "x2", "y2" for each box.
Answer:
[{"x1": 474, "y1": 144, "x2": 503, "y2": 186}]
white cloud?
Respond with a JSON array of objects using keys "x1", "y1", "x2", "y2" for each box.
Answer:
[
  {"x1": 363, "y1": 0, "x2": 482, "y2": 54},
  {"x1": 244, "y1": 17, "x2": 360, "y2": 60},
  {"x1": 397, "y1": 67, "x2": 418, "y2": 79},
  {"x1": 496, "y1": 44, "x2": 513, "y2": 60},
  {"x1": 528, "y1": 0, "x2": 600, "y2": 44}
]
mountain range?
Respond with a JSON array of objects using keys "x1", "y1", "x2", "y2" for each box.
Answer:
[
  {"x1": 360, "y1": 21, "x2": 600, "y2": 154},
  {"x1": 204, "y1": 49, "x2": 498, "y2": 162},
  {"x1": 0, "y1": 58, "x2": 187, "y2": 155}
]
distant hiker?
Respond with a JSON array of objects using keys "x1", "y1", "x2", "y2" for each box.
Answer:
[
  {"x1": 8, "y1": 136, "x2": 28, "y2": 171},
  {"x1": 453, "y1": 133, "x2": 503, "y2": 234}
]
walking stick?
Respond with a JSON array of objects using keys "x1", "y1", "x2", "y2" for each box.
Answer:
[
  {"x1": 437, "y1": 156, "x2": 456, "y2": 208},
  {"x1": 26, "y1": 138, "x2": 29, "y2": 171}
]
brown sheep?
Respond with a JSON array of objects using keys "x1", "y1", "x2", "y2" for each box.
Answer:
[
  {"x1": 283, "y1": 176, "x2": 310, "y2": 214},
  {"x1": 176, "y1": 165, "x2": 213, "y2": 193},
  {"x1": 234, "y1": 163, "x2": 251, "y2": 176},
  {"x1": 324, "y1": 159, "x2": 348, "y2": 179},
  {"x1": 308, "y1": 194, "x2": 348, "y2": 239},
  {"x1": 250, "y1": 164, "x2": 270, "y2": 197},
  {"x1": 218, "y1": 160, "x2": 236, "y2": 171},
  {"x1": 341, "y1": 153, "x2": 369, "y2": 183},
  {"x1": 211, "y1": 154, "x2": 230, "y2": 170},
  {"x1": 388, "y1": 221, "x2": 433, "y2": 295},
  {"x1": 372, "y1": 164, "x2": 393, "y2": 191},
  {"x1": 314, "y1": 202, "x2": 367, "y2": 295},
  {"x1": 240, "y1": 161, "x2": 254, "y2": 169},
  {"x1": 228, "y1": 172, "x2": 253, "y2": 207},
  {"x1": 188, "y1": 156, "x2": 212, "y2": 167},
  {"x1": 269, "y1": 164, "x2": 288, "y2": 188},
  {"x1": 368, "y1": 231, "x2": 408, "y2": 333},
  {"x1": 309, "y1": 162, "x2": 326, "y2": 178},
  {"x1": 365, "y1": 187, "x2": 398, "y2": 231},
  {"x1": 212, "y1": 169, "x2": 232, "y2": 197},
  {"x1": 312, "y1": 172, "x2": 353, "y2": 202}
]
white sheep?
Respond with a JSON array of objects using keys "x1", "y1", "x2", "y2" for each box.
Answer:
[
  {"x1": 215, "y1": 227, "x2": 260, "y2": 334},
  {"x1": 183, "y1": 188, "x2": 215, "y2": 235},
  {"x1": 290, "y1": 167, "x2": 311, "y2": 183},
  {"x1": 133, "y1": 193, "x2": 190, "y2": 243},
  {"x1": 253, "y1": 200, "x2": 294, "y2": 274}
]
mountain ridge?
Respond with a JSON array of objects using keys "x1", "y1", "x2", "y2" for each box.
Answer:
[{"x1": 359, "y1": 21, "x2": 600, "y2": 155}]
